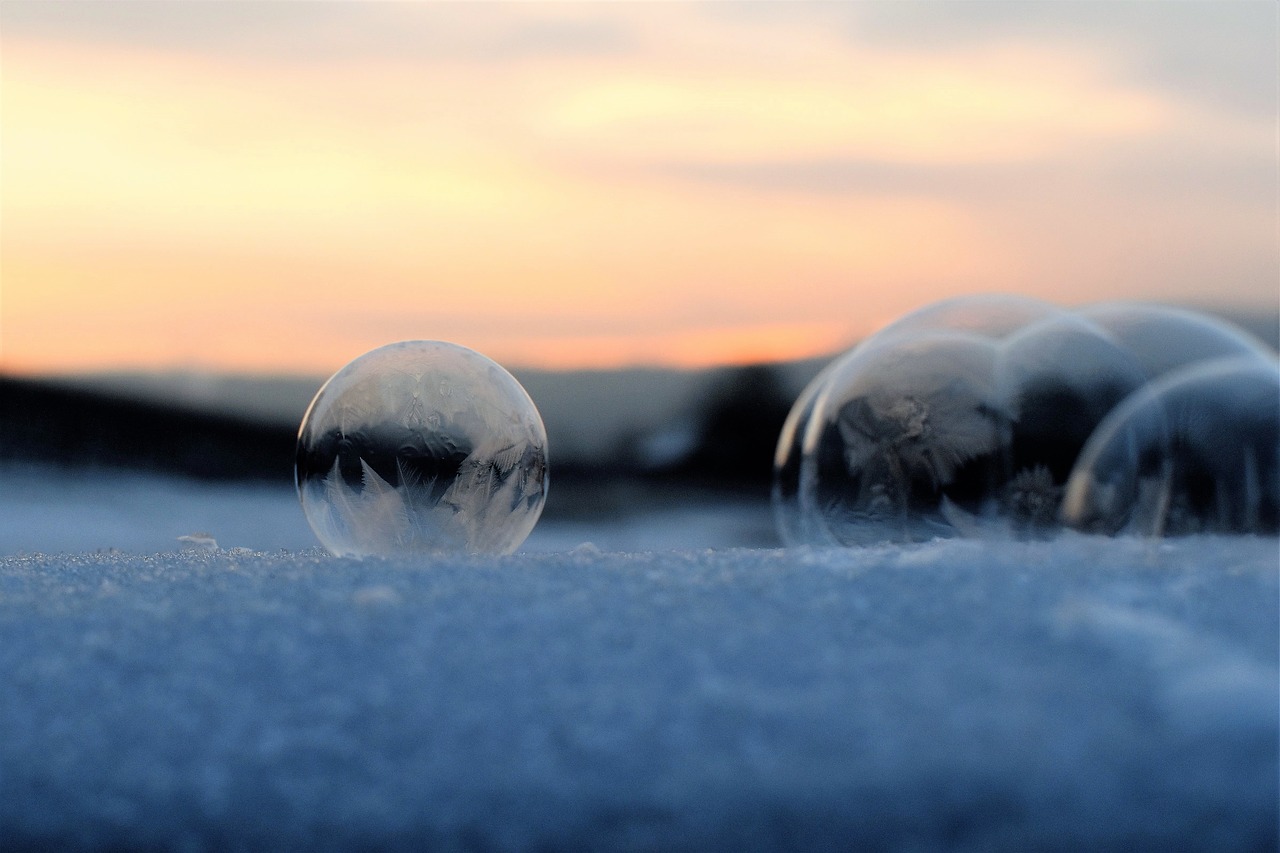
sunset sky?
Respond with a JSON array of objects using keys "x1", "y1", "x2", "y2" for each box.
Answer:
[{"x1": 2, "y1": 2, "x2": 1276, "y2": 375}]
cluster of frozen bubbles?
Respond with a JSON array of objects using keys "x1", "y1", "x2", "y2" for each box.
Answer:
[
  {"x1": 294, "y1": 297, "x2": 1277, "y2": 558},
  {"x1": 773, "y1": 296, "x2": 1280, "y2": 546}
]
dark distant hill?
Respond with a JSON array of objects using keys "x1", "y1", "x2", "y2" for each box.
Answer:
[
  {"x1": 3, "y1": 303, "x2": 1272, "y2": 488},
  {"x1": 0, "y1": 377, "x2": 297, "y2": 483},
  {"x1": 0, "y1": 366, "x2": 803, "y2": 492},
  {"x1": 23, "y1": 358, "x2": 828, "y2": 486}
]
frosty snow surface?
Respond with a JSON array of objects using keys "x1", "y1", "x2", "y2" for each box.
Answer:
[{"x1": 1, "y1": 537, "x2": 1275, "y2": 850}]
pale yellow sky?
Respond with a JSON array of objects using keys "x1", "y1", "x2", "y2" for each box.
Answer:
[{"x1": 1, "y1": 2, "x2": 1276, "y2": 375}]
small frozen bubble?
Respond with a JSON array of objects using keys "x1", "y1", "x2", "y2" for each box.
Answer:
[
  {"x1": 1063, "y1": 358, "x2": 1280, "y2": 536},
  {"x1": 796, "y1": 332, "x2": 1005, "y2": 546},
  {"x1": 994, "y1": 314, "x2": 1147, "y2": 532},
  {"x1": 1079, "y1": 302, "x2": 1276, "y2": 380},
  {"x1": 295, "y1": 341, "x2": 548, "y2": 557}
]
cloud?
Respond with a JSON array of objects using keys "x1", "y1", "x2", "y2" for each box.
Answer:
[
  {"x1": 1, "y1": 1, "x2": 1274, "y2": 374},
  {"x1": 659, "y1": 145, "x2": 1274, "y2": 209},
  {"x1": 4, "y1": 2, "x2": 1271, "y2": 118},
  {"x1": 0, "y1": 2, "x2": 639, "y2": 64},
  {"x1": 842, "y1": 1, "x2": 1277, "y2": 118}
]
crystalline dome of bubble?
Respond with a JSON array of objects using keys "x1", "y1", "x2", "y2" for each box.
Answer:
[
  {"x1": 774, "y1": 297, "x2": 1279, "y2": 546},
  {"x1": 868, "y1": 293, "x2": 1066, "y2": 347},
  {"x1": 992, "y1": 313, "x2": 1148, "y2": 530},
  {"x1": 772, "y1": 294, "x2": 1065, "y2": 546},
  {"x1": 1079, "y1": 302, "x2": 1276, "y2": 380},
  {"x1": 1063, "y1": 357, "x2": 1280, "y2": 537},
  {"x1": 295, "y1": 341, "x2": 548, "y2": 557},
  {"x1": 772, "y1": 360, "x2": 841, "y2": 547},
  {"x1": 797, "y1": 331, "x2": 1006, "y2": 546}
]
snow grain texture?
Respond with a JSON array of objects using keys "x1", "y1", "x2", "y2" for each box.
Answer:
[{"x1": 0, "y1": 537, "x2": 1275, "y2": 851}]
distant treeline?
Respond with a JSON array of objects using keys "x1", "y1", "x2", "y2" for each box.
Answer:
[
  {"x1": 0, "y1": 366, "x2": 795, "y2": 493},
  {"x1": 0, "y1": 377, "x2": 297, "y2": 482}
]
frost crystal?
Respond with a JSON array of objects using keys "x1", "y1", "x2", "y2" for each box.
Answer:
[
  {"x1": 775, "y1": 298, "x2": 1275, "y2": 546},
  {"x1": 1063, "y1": 358, "x2": 1279, "y2": 536},
  {"x1": 296, "y1": 341, "x2": 548, "y2": 557}
]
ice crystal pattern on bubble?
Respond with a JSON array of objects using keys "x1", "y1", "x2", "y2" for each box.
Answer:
[
  {"x1": 296, "y1": 341, "x2": 547, "y2": 557},
  {"x1": 801, "y1": 333, "x2": 1006, "y2": 545},
  {"x1": 777, "y1": 297, "x2": 1278, "y2": 546},
  {"x1": 772, "y1": 295, "x2": 1065, "y2": 547},
  {"x1": 1063, "y1": 358, "x2": 1279, "y2": 536}
]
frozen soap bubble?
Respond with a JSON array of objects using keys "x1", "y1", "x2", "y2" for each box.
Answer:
[
  {"x1": 992, "y1": 314, "x2": 1147, "y2": 532},
  {"x1": 1078, "y1": 302, "x2": 1276, "y2": 380},
  {"x1": 1063, "y1": 357, "x2": 1280, "y2": 536},
  {"x1": 867, "y1": 293, "x2": 1064, "y2": 350},
  {"x1": 795, "y1": 332, "x2": 1005, "y2": 545},
  {"x1": 772, "y1": 360, "x2": 841, "y2": 546},
  {"x1": 773, "y1": 294, "x2": 1065, "y2": 546},
  {"x1": 295, "y1": 341, "x2": 548, "y2": 557}
]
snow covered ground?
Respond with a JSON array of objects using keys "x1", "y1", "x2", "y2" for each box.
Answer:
[
  {"x1": 0, "y1": 465, "x2": 775, "y2": 555},
  {"x1": 0, "y1": 466, "x2": 1275, "y2": 849}
]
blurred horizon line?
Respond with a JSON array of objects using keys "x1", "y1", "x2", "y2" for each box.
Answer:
[{"x1": 2, "y1": 298, "x2": 1275, "y2": 383}]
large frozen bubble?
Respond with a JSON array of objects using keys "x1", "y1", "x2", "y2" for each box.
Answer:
[
  {"x1": 1062, "y1": 358, "x2": 1280, "y2": 537},
  {"x1": 993, "y1": 314, "x2": 1147, "y2": 532},
  {"x1": 772, "y1": 360, "x2": 840, "y2": 546},
  {"x1": 867, "y1": 293, "x2": 1065, "y2": 349},
  {"x1": 296, "y1": 341, "x2": 548, "y2": 557},
  {"x1": 794, "y1": 332, "x2": 1005, "y2": 546},
  {"x1": 778, "y1": 292, "x2": 1070, "y2": 545},
  {"x1": 1078, "y1": 302, "x2": 1276, "y2": 380},
  {"x1": 777, "y1": 295, "x2": 1275, "y2": 546}
]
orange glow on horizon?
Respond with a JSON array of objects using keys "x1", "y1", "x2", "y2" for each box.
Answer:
[
  {"x1": 1, "y1": 5, "x2": 1275, "y2": 377},
  {"x1": 0, "y1": 320, "x2": 861, "y2": 378}
]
